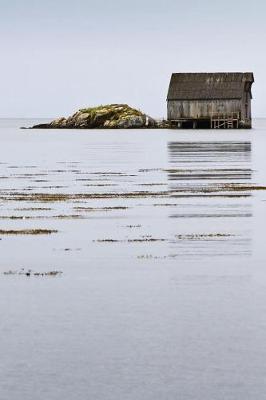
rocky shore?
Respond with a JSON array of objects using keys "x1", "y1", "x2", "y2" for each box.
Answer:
[{"x1": 30, "y1": 104, "x2": 169, "y2": 129}]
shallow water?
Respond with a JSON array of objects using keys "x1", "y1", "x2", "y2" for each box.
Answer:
[{"x1": 1, "y1": 119, "x2": 266, "y2": 399}]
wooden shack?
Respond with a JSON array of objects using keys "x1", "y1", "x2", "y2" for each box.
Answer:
[{"x1": 167, "y1": 72, "x2": 254, "y2": 129}]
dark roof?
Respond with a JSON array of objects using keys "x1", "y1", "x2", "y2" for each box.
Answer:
[{"x1": 167, "y1": 72, "x2": 254, "y2": 101}]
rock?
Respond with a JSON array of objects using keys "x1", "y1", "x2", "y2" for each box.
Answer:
[
  {"x1": 31, "y1": 123, "x2": 51, "y2": 129},
  {"x1": 29, "y1": 104, "x2": 167, "y2": 129},
  {"x1": 156, "y1": 119, "x2": 171, "y2": 129},
  {"x1": 50, "y1": 117, "x2": 66, "y2": 127},
  {"x1": 116, "y1": 115, "x2": 145, "y2": 128}
]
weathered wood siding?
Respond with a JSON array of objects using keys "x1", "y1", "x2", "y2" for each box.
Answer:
[
  {"x1": 240, "y1": 92, "x2": 252, "y2": 121},
  {"x1": 167, "y1": 99, "x2": 242, "y2": 120}
]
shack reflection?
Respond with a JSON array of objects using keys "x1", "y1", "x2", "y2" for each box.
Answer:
[{"x1": 166, "y1": 141, "x2": 252, "y2": 258}]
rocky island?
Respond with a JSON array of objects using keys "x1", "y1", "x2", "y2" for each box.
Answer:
[{"x1": 30, "y1": 104, "x2": 169, "y2": 129}]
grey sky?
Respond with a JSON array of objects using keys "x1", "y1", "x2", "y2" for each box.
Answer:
[{"x1": 0, "y1": 0, "x2": 265, "y2": 118}]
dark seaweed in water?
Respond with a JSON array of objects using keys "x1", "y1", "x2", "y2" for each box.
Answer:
[
  {"x1": 3, "y1": 269, "x2": 62, "y2": 277},
  {"x1": 0, "y1": 229, "x2": 57, "y2": 235}
]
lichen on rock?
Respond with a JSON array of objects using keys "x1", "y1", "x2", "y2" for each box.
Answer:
[{"x1": 30, "y1": 104, "x2": 168, "y2": 129}]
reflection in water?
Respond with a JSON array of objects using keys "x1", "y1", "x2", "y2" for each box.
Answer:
[
  {"x1": 167, "y1": 141, "x2": 252, "y2": 258},
  {"x1": 168, "y1": 141, "x2": 251, "y2": 164}
]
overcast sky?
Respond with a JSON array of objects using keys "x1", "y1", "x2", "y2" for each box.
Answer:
[{"x1": 0, "y1": 0, "x2": 265, "y2": 118}]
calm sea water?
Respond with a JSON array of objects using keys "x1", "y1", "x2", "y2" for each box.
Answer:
[{"x1": 1, "y1": 119, "x2": 266, "y2": 399}]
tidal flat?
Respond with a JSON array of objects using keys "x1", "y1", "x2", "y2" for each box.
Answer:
[{"x1": 1, "y1": 118, "x2": 266, "y2": 400}]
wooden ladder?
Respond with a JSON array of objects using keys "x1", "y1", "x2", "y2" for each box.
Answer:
[{"x1": 227, "y1": 119, "x2": 233, "y2": 128}]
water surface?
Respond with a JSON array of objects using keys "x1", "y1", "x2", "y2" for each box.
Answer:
[{"x1": 1, "y1": 119, "x2": 266, "y2": 400}]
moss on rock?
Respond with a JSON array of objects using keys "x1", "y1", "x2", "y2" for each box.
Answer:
[{"x1": 30, "y1": 104, "x2": 167, "y2": 129}]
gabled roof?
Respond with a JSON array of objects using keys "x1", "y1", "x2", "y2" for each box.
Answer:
[{"x1": 167, "y1": 72, "x2": 254, "y2": 101}]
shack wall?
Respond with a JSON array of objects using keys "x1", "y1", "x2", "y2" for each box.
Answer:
[
  {"x1": 167, "y1": 99, "x2": 242, "y2": 120},
  {"x1": 240, "y1": 92, "x2": 252, "y2": 121}
]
